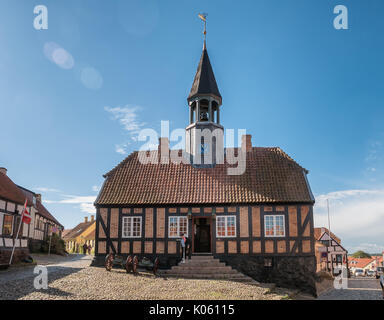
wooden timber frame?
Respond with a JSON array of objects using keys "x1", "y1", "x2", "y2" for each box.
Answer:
[{"x1": 94, "y1": 203, "x2": 315, "y2": 258}]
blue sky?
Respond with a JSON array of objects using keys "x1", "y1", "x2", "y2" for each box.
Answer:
[{"x1": 1, "y1": 0, "x2": 383, "y2": 253}]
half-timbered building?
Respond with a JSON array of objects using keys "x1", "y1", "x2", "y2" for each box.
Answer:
[
  {"x1": 314, "y1": 227, "x2": 348, "y2": 275},
  {"x1": 0, "y1": 167, "x2": 63, "y2": 264},
  {"x1": 94, "y1": 40, "x2": 317, "y2": 293}
]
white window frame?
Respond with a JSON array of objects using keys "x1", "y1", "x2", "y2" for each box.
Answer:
[
  {"x1": 264, "y1": 215, "x2": 285, "y2": 237},
  {"x1": 216, "y1": 215, "x2": 236, "y2": 238},
  {"x1": 168, "y1": 216, "x2": 188, "y2": 238},
  {"x1": 122, "y1": 216, "x2": 142, "y2": 238}
]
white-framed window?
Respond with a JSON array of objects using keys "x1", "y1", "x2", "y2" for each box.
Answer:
[
  {"x1": 264, "y1": 215, "x2": 285, "y2": 237},
  {"x1": 168, "y1": 216, "x2": 188, "y2": 238},
  {"x1": 122, "y1": 216, "x2": 142, "y2": 238},
  {"x1": 216, "y1": 215, "x2": 236, "y2": 237}
]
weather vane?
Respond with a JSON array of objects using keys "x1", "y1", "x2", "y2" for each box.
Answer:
[{"x1": 198, "y1": 13, "x2": 208, "y2": 43}]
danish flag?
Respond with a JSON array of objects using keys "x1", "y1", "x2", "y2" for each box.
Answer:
[{"x1": 21, "y1": 199, "x2": 31, "y2": 224}]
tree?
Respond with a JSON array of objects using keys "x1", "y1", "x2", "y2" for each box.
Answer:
[
  {"x1": 41, "y1": 233, "x2": 66, "y2": 255},
  {"x1": 351, "y1": 251, "x2": 372, "y2": 259}
]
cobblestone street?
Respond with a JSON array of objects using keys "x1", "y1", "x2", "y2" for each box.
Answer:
[
  {"x1": 0, "y1": 254, "x2": 293, "y2": 300},
  {"x1": 317, "y1": 278, "x2": 382, "y2": 300}
]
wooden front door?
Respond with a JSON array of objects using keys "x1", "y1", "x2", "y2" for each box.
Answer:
[{"x1": 193, "y1": 218, "x2": 211, "y2": 253}]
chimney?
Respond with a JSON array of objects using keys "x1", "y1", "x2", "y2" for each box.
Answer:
[
  {"x1": 158, "y1": 137, "x2": 169, "y2": 164},
  {"x1": 241, "y1": 134, "x2": 252, "y2": 152},
  {"x1": 36, "y1": 194, "x2": 42, "y2": 202},
  {"x1": 84, "y1": 217, "x2": 88, "y2": 223},
  {"x1": 91, "y1": 215, "x2": 95, "y2": 222},
  {"x1": 0, "y1": 167, "x2": 7, "y2": 175}
]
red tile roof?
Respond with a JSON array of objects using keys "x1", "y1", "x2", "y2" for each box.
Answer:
[
  {"x1": 62, "y1": 221, "x2": 95, "y2": 240},
  {"x1": 348, "y1": 257, "x2": 373, "y2": 269},
  {"x1": 96, "y1": 147, "x2": 313, "y2": 206},
  {"x1": 314, "y1": 227, "x2": 341, "y2": 243},
  {"x1": 62, "y1": 229, "x2": 72, "y2": 238},
  {"x1": 0, "y1": 171, "x2": 26, "y2": 205}
]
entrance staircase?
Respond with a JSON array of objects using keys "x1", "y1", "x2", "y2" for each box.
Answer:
[{"x1": 160, "y1": 255, "x2": 258, "y2": 283}]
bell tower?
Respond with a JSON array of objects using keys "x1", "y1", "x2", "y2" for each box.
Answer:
[{"x1": 186, "y1": 35, "x2": 224, "y2": 166}]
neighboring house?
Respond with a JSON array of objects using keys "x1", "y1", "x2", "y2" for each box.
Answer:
[
  {"x1": 18, "y1": 186, "x2": 63, "y2": 252},
  {"x1": 63, "y1": 216, "x2": 95, "y2": 254},
  {"x1": 93, "y1": 39, "x2": 317, "y2": 294},
  {"x1": 62, "y1": 229, "x2": 72, "y2": 238},
  {"x1": 348, "y1": 256, "x2": 384, "y2": 273},
  {"x1": 314, "y1": 227, "x2": 348, "y2": 274},
  {"x1": 0, "y1": 167, "x2": 63, "y2": 264},
  {"x1": 0, "y1": 168, "x2": 31, "y2": 264},
  {"x1": 348, "y1": 257, "x2": 373, "y2": 273},
  {"x1": 371, "y1": 255, "x2": 384, "y2": 268},
  {"x1": 364, "y1": 256, "x2": 383, "y2": 272}
]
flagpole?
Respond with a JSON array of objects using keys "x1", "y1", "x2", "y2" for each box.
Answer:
[
  {"x1": 327, "y1": 199, "x2": 333, "y2": 275},
  {"x1": 48, "y1": 226, "x2": 52, "y2": 255},
  {"x1": 9, "y1": 199, "x2": 27, "y2": 265}
]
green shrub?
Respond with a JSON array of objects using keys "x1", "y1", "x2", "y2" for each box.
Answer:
[{"x1": 41, "y1": 234, "x2": 66, "y2": 255}]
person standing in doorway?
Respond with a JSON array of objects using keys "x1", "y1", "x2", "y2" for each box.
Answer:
[
  {"x1": 180, "y1": 234, "x2": 186, "y2": 263},
  {"x1": 183, "y1": 234, "x2": 192, "y2": 260}
]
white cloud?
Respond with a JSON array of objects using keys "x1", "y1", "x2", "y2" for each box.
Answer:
[
  {"x1": 348, "y1": 243, "x2": 384, "y2": 254},
  {"x1": 314, "y1": 189, "x2": 384, "y2": 253},
  {"x1": 35, "y1": 187, "x2": 61, "y2": 193},
  {"x1": 115, "y1": 144, "x2": 127, "y2": 155},
  {"x1": 92, "y1": 185, "x2": 100, "y2": 192},
  {"x1": 44, "y1": 195, "x2": 96, "y2": 214},
  {"x1": 315, "y1": 189, "x2": 384, "y2": 209},
  {"x1": 105, "y1": 105, "x2": 146, "y2": 155},
  {"x1": 105, "y1": 106, "x2": 145, "y2": 134}
]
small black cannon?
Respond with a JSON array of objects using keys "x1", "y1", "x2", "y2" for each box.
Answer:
[{"x1": 105, "y1": 253, "x2": 159, "y2": 276}]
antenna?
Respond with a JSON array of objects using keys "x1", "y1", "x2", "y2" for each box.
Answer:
[{"x1": 327, "y1": 199, "x2": 333, "y2": 274}]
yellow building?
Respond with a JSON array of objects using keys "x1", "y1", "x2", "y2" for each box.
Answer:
[{"x1": 63, "y1": 216, "x2": 95, "y2": 254}]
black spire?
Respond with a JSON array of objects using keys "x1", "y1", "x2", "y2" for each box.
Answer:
[{"x1": 188, "y1": 42, "x2": 222, "y2": 104}]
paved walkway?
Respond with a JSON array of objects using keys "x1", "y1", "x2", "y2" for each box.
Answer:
[{"x1": 317, "y1": 278, "x2": 383, "y2": 300}]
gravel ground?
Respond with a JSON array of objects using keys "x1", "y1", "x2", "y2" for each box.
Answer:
[{"x1": 0, "y1": 255, "x2": 293, "y2": 300}]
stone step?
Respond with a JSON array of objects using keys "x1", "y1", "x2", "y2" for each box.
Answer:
[
  {"x1": 181, "y1": 260, "x2": 225, "y2": 266},
  {"x1": 190, "y1": 255, "x2": 214, "y2": 260},
  {"x1": 168, "y1": 268, "x2": 238, "y2": 275},
  {"x1": 172, "y1": 265, "x2": 233, "y2": 272},
  {"x1": 161, "y1": 273, "x2": 255, "y2": 282},
  {"x1": 160, "y1": 256, "x2": 257, "y2": 284}
]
